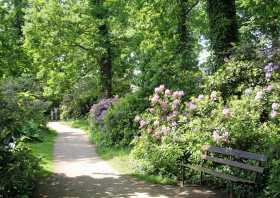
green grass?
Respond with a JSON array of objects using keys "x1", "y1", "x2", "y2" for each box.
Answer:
[
  {"x1": 28, "y1": 128, "x2": 56, "y2": 174},
  {"x1": 66, "y1": 118, "x2": 176, "y2": 185},
  {"x1": 66, "y1": 118, "x2": 90, "y2": 131}
]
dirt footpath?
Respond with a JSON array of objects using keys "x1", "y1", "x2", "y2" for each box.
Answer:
[{"x1": 33, "y1": 122, "x2": 225, "y2": 198}]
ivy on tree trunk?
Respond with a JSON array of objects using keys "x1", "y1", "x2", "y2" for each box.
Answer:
[
  {"x1": 207, "y1": 0, "x2": 238, "y2": 72},
  {"x1": 90, "y1": 0, "x2": 113, "y2": 98},
  {"x1": 177, "y1": 0, "x2": 198, "y2": 70}
]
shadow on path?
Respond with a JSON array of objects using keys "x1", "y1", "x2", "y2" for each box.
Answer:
[{"x1": 33, "y1": 173, "x2": 226, "y2": 198}]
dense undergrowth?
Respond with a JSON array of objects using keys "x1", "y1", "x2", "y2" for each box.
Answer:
[{"x1": 0, "y1": 77, "x2": 54, "y2": 197}]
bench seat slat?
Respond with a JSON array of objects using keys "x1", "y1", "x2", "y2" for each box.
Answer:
[
  {"x1": 202, "y1": 155, "x2": 264, "y2": 173},
  {"x1": 203, "y1": 145, "x2": 267, "y2": 162},
  {"x1": 186, "y1": 164, "x2": 255, "y2": 184}
]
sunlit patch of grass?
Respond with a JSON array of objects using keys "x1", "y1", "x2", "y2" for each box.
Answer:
[
  {"x1": 132, "y1": 174, "x2": 176, "y2": 185},
  {"x1": 28, "y1": 128, "x2": 56, "y2": 175},
  {"x1": 66, "y1": 118, "x2": 90, "y2": 131}
]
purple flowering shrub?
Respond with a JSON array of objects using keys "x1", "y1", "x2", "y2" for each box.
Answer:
[{"x1": 89, "y1": 96, "x2": 118, "y2": 125}]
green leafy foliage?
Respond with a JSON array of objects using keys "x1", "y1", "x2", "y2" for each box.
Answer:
[
  {"x1": 0, "y1": 144, "x2": 41, "y2": 198},
  {"x1": 60, "y1": 75, "x2": 100, "y2": 119},
  {"x1": 0, "y1": 76, "x2": 50, "y2": 143},
  {"x1": 102, "y1": 91, "x2": 149, "y2": 147}
]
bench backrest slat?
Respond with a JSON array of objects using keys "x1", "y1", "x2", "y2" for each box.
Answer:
[
  {"x1": 202, "y1": 155, "x2": 264, "y2": 173},
  {"x1": 203, "y1": 145, "x2": 267, "y2": 162}
]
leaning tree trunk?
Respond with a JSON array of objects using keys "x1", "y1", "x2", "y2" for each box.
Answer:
[{"x1": 207, "y1": 0, "x2": 238, "y2": 72}]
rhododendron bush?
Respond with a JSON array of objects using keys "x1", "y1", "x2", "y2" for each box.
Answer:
[{"x1": 131, "y1": 82, "x2": 280, "y2": 196}]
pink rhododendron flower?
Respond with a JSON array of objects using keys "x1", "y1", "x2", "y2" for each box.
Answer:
[
  {"x1": 272, "y1": 103, "x2": 279, "y2": 110},
  {"x1": 255, "y1": 91, "x2": 264, "y2": 100},
  {"x1": 222, "y1": 131, "x2": 229, "y2": 142},
  {"x1": 198, "y1": 94, "x2": 204, "y2": 100},
  {"x1": 151, "y1": 94, "x2": 160, "y2": 104},
  {"x1": 172, "y1": 91, "x2": 184, "y2": 98},
  {"x1": 222, "y1": 107, "x2": 231, "y2": 117},
  {"x1": 212, "y1": 129, "x2": 229, "y2": 143},
  {"x1": 188, "y1": 102, "x2": 197, "y2": 110},
  {"x1": 165, "y1": 89, "x2": 172, "y2": 96},
  {"x1": 271, "y1": 110, "x2": 278, "y2": 118},
  {"x1": 139, "y1": 120, "x2": 147, "y2": 128},
  {"x1": 161, "y1": 126, "x2": 171, "y2": 135},
  {"x1": 212, "y1": 130, "x2": 221, "y2": 143},
  {"x1": 154, "y1": 85, "x2": 165, "y2": 94},
  {"x1": 160, "y1": 101, "x2": 168, "y2": 111},
  {"x1": 265, "y1": 85, "x2": 273, "y2": 92},
  {"x1": 153, "y1": 120, "x2": 160, "y2": 127},
  {"x1": 149, "y1": 108, "x2": 156, "y2": 113},
  {"x1": 134, "y1": 115, "x2": 141, "y2": 123}
]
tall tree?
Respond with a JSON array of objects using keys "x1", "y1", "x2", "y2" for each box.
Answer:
[
  {"x1": 24, "y1": 0, "x2": 129, "y2": 101},
  {"x1": 125, "y1": 0, "x2": 202, "y2": 94},
  {"x1": 89, "y1": 0, "x2": 112, "y2": 98},
  {"x1": 207, "y1": 0, "x2": 238, "y2": 71},
  {"x1": 177, "y1": 0, "x2": 199, "y2": 69},
  {"x1": 0, "y1": 0, "x2": 30, "y2": 78}
]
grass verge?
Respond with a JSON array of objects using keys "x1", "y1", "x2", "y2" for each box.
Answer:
[
  {"x1": 66, "y1": 119, "x2": 176, "y2": 185},
  {"x1": 28, "y1": 128, "x2": 56, "y2": 175}
]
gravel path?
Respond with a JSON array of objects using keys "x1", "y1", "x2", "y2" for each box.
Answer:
[{"x1": 33, "y1": 122, "x2": 225, "y2": 198}]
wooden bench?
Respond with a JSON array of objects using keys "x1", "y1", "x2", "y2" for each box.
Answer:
[{"x1": 179, "y1": 145, "x2": 267, "y2": 197}]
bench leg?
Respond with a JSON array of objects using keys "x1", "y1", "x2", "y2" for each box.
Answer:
[
  {"x1": 200, "y1": 171, "x2": 203, "y2": 185},
  {"x1": 179, "y1": 162, "x2": 185, "y2": 187},
  {"x1": 182, "y1": 164, "x2": 185, "y2": 187},
  {"x1": 227, "y1": 182, "x2": 234, "y2": 198}
]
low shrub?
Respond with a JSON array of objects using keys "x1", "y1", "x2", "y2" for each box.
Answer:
[
  {"x1": 0, "y1": 144, "x2": 41, "y2": 198},
  {"x1": 0, "y1": 76, "x2": 50, "y2": 144},
  {"x1": 102, "y1": 91, "x2": 149, "y2": 147}
]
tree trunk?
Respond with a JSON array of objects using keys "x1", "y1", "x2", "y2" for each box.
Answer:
[
  {"x1": 271, "y1": 20, "x2": 280, "y2": 50},
  {"x1": 98, "y1": 23, "x2": 113, "y2": 98},
  {"x1": 90, "y1": 0, "x2": 113, "y2": 98},
  {"x1": 207, "y1": 0, "x2": 238, "y2": 72},
  {"x1": 177, "y1": 0, "x2": 197, "y2": 70},
  {"x1": 13, "y1": 0, "x2": 24, "y2": 37}
]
